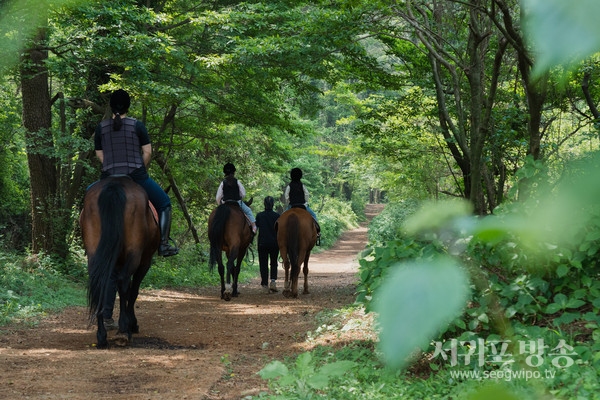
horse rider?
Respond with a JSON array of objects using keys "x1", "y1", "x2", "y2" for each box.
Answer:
[
  {"x1": 215, "y1": 162, "x2": 257, "y2": 234},
  {"x1": 284, "y1": 167, "x2": 321, "y2": 241},
  {"x1": 94, "y1": 89, "x2": 179, "y2": 257}
]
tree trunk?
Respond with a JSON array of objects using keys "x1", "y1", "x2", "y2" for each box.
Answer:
[{"x1": 21, "y1": 27, "x2": 67, "y2": 257}]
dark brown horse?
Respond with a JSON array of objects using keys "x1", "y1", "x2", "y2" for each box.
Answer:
[
  {"x1": 275, "y1": 207, "x2": 318, "y2": 298},
  {"x1": 208, "y1": 201, "x2": 253, "y2": 300},
  {"x1": 79, "y1": 176, "x2": 159, "y2": 348}
]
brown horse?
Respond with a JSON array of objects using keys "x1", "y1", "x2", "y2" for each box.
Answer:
[
  {"x1": 208, "y1": 201, "x2": 253, "y2": 300},
  {"x1": 79, "y1": 176, "x2": 160, "y2": 348},
  {"x1": 275, "y1": 207, "x2": 318, "y2": 298}
]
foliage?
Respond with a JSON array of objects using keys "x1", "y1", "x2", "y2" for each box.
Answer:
[
  {"x1": 0, "y1": 80, "x2": 30, "y2": 251},
  {"x1": 254, "y1": 311, "x2": 547, "y2": 400},
  {"x1": 354, "y1": 152, "x2": 600, "y2": 398},
  {"x1": 143, "y1": 245, "x2": 259, "y2": 290},
  {"x1": 315, "y1": 197, "x2": 359, "y2": 249},
  {"x1": 258, "y1": 351, "x2": 356, "y2": 400},
  {"x1": 373, "y1": 257, "x2": 470, "y2": 369},
  {"x1": 523, "y1": 0, "x2": 600, "y2": 77},
  {"x1": 0, "y1": 251, "x2": 86, "y2": 326},
  {"x1": 366, "y1": 200, "x2": 421, "y2": 244}
]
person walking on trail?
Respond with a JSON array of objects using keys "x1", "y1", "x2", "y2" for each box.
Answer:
[
  {"x1": 255, "y1": 196, "x2": 280, "y2": 293},
  {"x1": 94, "y1": 89, "x2": 179, "y2": 258},
  {"x1": 215, "y1": 162, "x2": 257, "y2": 234},
  {"x1": 284, "y1": 167, "x2": 321, "y2": 240}
]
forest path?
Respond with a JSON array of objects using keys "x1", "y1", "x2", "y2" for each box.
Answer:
[{"x1": 0, "y1": 203, "x2": 385, "y2": 400}]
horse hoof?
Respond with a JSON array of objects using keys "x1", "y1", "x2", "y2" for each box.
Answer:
[
  {"x1": 223, "y1": 293, "x2": 232, "y2": 301},
  {"x1": 96, "y1": 341, "x2": 108, "y2": 349},
  {"x1": 114, "y1": 333, "x2": 129, "y2": 347},
  {"x1": 282, "y1": 290, "x2": 292, "y2": 298}
]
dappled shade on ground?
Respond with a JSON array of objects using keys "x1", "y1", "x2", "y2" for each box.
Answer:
[{"x1": 0, "y1": 204, "x2": 384, "y2": 399}]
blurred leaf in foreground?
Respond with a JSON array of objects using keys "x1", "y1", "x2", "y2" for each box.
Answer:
[{"x1": 374, "y1": 256, "x2": 469, "y2": 369}]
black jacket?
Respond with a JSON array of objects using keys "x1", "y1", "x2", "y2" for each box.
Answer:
[{"x1": 256, "y1": 209, "x2": 280, "y2": 248}]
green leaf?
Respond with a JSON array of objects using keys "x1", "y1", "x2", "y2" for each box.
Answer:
[
  {"x1": 553, "y1": 293, "x2": 568, "y2": 307},
  {"x1": 403, "y1": 199, "x2": 472, "y2": 235},
  {"x1": 306, "y1": 374, "x2": 330, "y2": 390},
  {"x1": 566, "y1": 298, "x2": 586, "y2": 309},
  {"x1": 523, "y1": 0, "x2": 600, "y2": 75},
  {"x1": 545, "y1": 303, "x2": 562, "y2": 314},
  {"x1": 318, "y1": 360, "x2": 356, "y2": 378},
  {"x1": 258, "y1": 360, "x2": 289, "y2": 380},
  {"x1": 553, "y1": 312, "x2": 580, "y2": 326},
  {"x1": 295, "y1": 352, "x2": 314, "y2": 378},
  {"x1": 556, "y1": 264, "x2": 569, "y2": 278},
  {"x1": 374, "y1": 257, "x2": 469, "y2": 369}
]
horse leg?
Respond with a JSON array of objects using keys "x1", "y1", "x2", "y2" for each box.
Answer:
[
  {"x1": 281, "y1": 249, "x2": 293, "y2": 298},
  {"x1": 232, "y1": 251, "x2": 245, "y2": 298},
  {"x1": 127, "y1": 260, "x2": 152, "y2": 335},
  {"x1": 114, "y1": 276, "x2": 131, "y2": 347},
  {"x1": 96, "y1": 312, "x2": 108, "y2": 349},
  {"x1": 290, "y1": 262, "x2": 300, "y2": 298},
  {"x1": 224, "y1": 248, "x2": 239, "y2": 299},
  {"x1": 302, "y1": 253, "x2": 310, "y2": 295},
  {"x1": 218, "y1": 258, "x2": 230, "y2": 301},
  {"x1": 92, "y1": 258, "x2": 109, "y2": 349}
]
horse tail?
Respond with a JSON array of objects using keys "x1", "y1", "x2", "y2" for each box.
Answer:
[
  {"x1": 287, "y1": 213, "x2": 300, "y2": 272},
  {"x1": 208, "y1": 204, "x2": 231, "y2": 272},
  {"x1": 87, "y1": 181, "x2": 126, "y2": 321}
]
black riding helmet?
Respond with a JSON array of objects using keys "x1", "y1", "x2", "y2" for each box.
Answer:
[
  {"x1": 290, "y1": 167, "x2": 303, "y2": 181},
  {"x1": 110, "y1": 89, "x2": 130, "y2": 114},
  {"x1": 264, "y1": 196, "x2": 274, "y2": 210},
  {"x1": 223, "y1": 163, "x2": 236, "y2": 175}
]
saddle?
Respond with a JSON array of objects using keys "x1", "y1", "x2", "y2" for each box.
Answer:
[
  {"x1": 97, "y1": 174, "x2": 159, "y2": 224},
  {"x1": 223, "y1": 199, "x2": 242, "y2": 206},
  {"x1": 222, "y1": 200, "x2": 254, "y2": 234}
]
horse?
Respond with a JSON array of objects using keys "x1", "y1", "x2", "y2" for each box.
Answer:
[
  {"x1": 275, "y1": 207, "x2": 318, "y2": 298},
  {"x1": 79, "y1": 176, "x2": 160, "y2": 348},
  {"x1": 208, "y1": 200, "x2": 254, "y2": 300}
]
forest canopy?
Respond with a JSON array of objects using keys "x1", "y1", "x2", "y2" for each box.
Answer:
[{"x1": 2, "y1": 1, "x2": 600, "y2": 398}]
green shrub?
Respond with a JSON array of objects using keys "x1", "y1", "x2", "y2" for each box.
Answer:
[
  {"x1": 0, "y1": 252, "x2": 85, "y2": 326},
  {"x1": 317, "y1": 198, "x2": 359, "y2": 249},
  {"x1": 144, "y1": 244, "x2": 260, "y2": 289}
]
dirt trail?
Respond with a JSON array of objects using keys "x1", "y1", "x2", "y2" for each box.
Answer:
[{"x1": 0, "y1": 204, "x2": 385, "y2": 400}]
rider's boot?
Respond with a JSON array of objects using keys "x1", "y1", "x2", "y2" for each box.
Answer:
[
  {"x1": 158, "y1": 206, "x2": 179, "y2": 257},
  {"x1": 315, "y1": 221, "x2": 321, "y2": 246}
]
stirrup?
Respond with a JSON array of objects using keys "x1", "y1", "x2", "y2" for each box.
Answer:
[{"x1": 159, "y1": 238, "x2": 179, "y2": 256}]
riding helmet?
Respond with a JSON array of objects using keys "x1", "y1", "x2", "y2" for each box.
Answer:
[
  {"x1": 223, "y1": 162, "x2": 236, "y2": 175},
  {"x1": 110, "y1": 89, "x2": 131, "y2": 114},
  {"x1": 290, "y1": 167, "x2": 303, "y2": 181}
]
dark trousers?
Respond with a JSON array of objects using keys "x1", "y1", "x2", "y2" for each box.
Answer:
[{"x1": 258, "y1": 244, "x2": 279, "y2": 286}]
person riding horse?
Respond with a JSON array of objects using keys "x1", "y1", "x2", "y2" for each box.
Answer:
[
  {"x1": 94, "y1": 89, "x2": 178, "y2": 257},
  {"x1": 209, "y1": 166, "x2": 255, "y2": 300},
  {"x1": 284, "y1": 167, "x2": 320, "y2": 240},
  {"x1": 215, "y1": 163, "x2": 257, "y2": 234}
]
